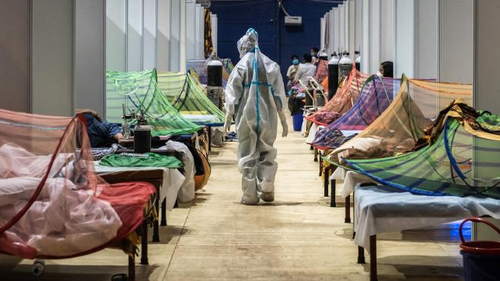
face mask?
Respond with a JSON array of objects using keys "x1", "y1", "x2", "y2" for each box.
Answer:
[
  {"x1": 292, "y1": 59, "x2": 299, "y2": 65},
  {"x1": 376, "y1": 71, "x2": 383, "y2": 77}
]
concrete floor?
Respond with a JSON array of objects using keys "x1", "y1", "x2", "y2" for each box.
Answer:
[{"x1": 0, "y1": 128, "x2": 465, "y2": 281}]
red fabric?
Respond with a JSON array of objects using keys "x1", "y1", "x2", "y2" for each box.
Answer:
[{"x1": 0, "y1": 182, "x2": 155, "y2": 259}]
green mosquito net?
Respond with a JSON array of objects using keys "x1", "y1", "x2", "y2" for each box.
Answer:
[
  {"x1": 157, "y1": 71, "x2": 225, "y2": 125},
  {"x1": 344, "y1": 101, "x2": 500, "y2": 199},
  {"x1": 106, "y1": 69, "x2": 201, "y2": 136}
]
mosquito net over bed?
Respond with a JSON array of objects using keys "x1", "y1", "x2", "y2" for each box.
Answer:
[
  {"x1": 106, "y1": 70, "x2": 201, "y2": 136},
  {"x1": 306, "y1": 68, "x2": 369, "y2": 126},
  {"x1": 327, "y1": 76, "x2": 473, "y2": 164},
  {"x1": 157, "y1": 71, "x2": 226, "y2": 125},
  {"x1": 345, "y1": 101, "x2": 500, "y2": 199},
  {"x1": 311, "y1": 75, "x2": 400, "y2": 150},
  {"x1": 0, "y1": 109, "x2": 155, "y2": 259}
]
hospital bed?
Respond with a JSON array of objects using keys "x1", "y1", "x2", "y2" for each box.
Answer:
[{"x1": 354, "y1": 184, "x2": 500, "y2": 281}]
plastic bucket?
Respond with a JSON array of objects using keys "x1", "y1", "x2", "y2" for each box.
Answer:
[
  {"x1": 292, "y1": 112, "x2": 304, "y2": 131},
  {"x1": 459, "y1": 217, "x2": 500, "y2": 281}
]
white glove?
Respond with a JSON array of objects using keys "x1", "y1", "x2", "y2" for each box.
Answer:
[
  {"x1": 223, "y1": 112, "x2": 233, "y2": 133},
  {"x1": 278, "y1": 111, "x2": 288, "y2": 138}
]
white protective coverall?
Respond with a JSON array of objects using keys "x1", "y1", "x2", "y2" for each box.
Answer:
[{"x1": 224, "y1": 28, "x2": 288, "y2": 205}]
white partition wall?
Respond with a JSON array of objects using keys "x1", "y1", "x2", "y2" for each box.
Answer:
[
  {"x1": 338, "y1": 4, "x2": 345, "y2": 51},
  {"x1": 157, "y1": 0, "x2": 171, "y2": 71},
  {"x1": 74, "y1": 0, "x2": 106, "y2": 115},
  {"x1": 196, "y1": 5, "x2": 204, "y2": 59},
  {"x1": 319, "y1": 15, "x2": 328, "y2": 50},
  {"x1": 32, "y1": 0, "x2": 74, "y2": 116},
  {"x1": 394, "y1": 0, "x2": 415, "y2": 78},
  {"x1": 186, "y1": 0, "x2": 196, "y2": 60},
  {"x1": 211, "y1": 13, "x2": 218, "y2": 54},
  {"x1": 106, "y1": 0, "x2": 126, "y2": 72},
  {"x1": 439, "y1": 0, "x2": 473, "y2": 83},
  {"x1": 328, "y1": 9, "x2": 335, "y2": 55},
  {"x1": 415, "y1": 0, "x2": 438, "y2": 79},
  {"x1": 333, "y1": 8, "x2": 340, "y2": 54},
  {"x1": 354, "y1": 0, "x2": 362, "y2": 55},
  {"x1": 170, "y1": 0, "x2": 181, "y2": 71},
  {"x1": 348, "y1": 0, "x2": 356, "y2": 59},
  {"x1": 127, "y1": 0, "x2": 143, "y2": 71},
  {"x1": 143, "y1": 0, "x2": 157, "y2": 70},
  {"x1": 473, "y1": 0, "x2": 500, "y2": 114},
  {"x1": 180, "y1": 0, "x2": 187, "y2": 72}
]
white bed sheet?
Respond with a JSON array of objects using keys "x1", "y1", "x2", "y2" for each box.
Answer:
[
  {"x1": 305, "y1": 123, "x2": 321, "y2": 144},
  {"x1": 330, "y1": 168, "x2": 374, "y2": 198},
  {"x1": 181, "y1": 114, "x2": 221, "y2": 124},
  {"x1": 94, "y1": 162, "x2": 185, "y2": 211},
  {"x1": 354, "y1": 185, "x2": 500, "y2": 251}
]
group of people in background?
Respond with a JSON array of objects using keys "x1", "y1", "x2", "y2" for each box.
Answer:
[
  {"x1": 286, "y1": 47, "x2": 394, "y2": 94},
  {"x1": 286, "y1": 47, "x2": 320, "y2": 92}
]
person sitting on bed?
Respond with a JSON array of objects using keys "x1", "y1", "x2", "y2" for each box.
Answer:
[{"x1": 76, "y1": 109, "x2": 123, "y2": 148}]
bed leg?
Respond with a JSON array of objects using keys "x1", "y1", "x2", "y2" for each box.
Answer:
[
  {"x1": 161, "y1": 199, "x2": 167, "y2": 226},
  {"x1": 330, "y1": 178, "x2": 336, "y2": 207},
  {"x1": 318, "y1": 155, "x2": 323, "y2": 177},
  {"x1": 128, "y1": 255, "x2": 136, "y2": 281},
  {"x1": 345, "y1": 195, "x2": 351, "y2": 223},
  {"x1": 207, "y1": 125, "x2": 212, "y2": 152},
  {"x1": 370, "y1": 235, "x2": 378, "y2": 281},
  {"x1": 357, "y1": 246, "x2": 365, "y2": 264},
  {"x1": 141, "y1": 220, "x2": 149, "y2": 265},
  {"x1": 323, "y1": 166, "x2": 329, "y2": 197},
  {"x1": 153, "y1": 197, "x2": 160, "y2": 242}
]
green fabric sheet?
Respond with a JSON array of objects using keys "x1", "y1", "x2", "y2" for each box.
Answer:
[{"x1": 100, "y1": 153, "x2": 183, "y2": 169}]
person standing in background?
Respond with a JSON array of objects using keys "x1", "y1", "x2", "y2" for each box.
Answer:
[{"x1": 286, "y1": 55, "x2": 300, "y2": 91}]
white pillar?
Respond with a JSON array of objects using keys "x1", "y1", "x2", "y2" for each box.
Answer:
[
  {"x1": 415, "y1": 0, "x2": 438, "y2": 79},
  {"x1": 473, "y1": 0, "x2": 500, "y2": 113},
  {"x1": 74, "y1": 0, "x2": 105, "y2": 115},
  {"x1": 143, "y1": 0, "x2": 157, "y2": 70},
  {"x1": 185, "y1": 0, "x2": 196, "y2": 60},
  {"x1": 339, "y1": 4, "x2": 345, "y2": 52},
  {"x1": 105, "y1": 0, "x2": 126, "y2": 72},
  {"x1": 127, "y1": 0, "x2": 143, "y2": 71},
  {"x1": 348, "y1": 0, "x2": 356, "y2": 59},
  {"x1": 32, "y1": 0, "x2": 74, "y2": 116},
  {"x1": 333, "y1": 8, "x2": 340, "y2": 54},
  {"x1": 320, "y1": 16, "x2": 326, "y2": 51},
  {"x1": 170, "y1": 0, "x2": 181, "y2": 71},
  {"x1": 472, "y1": 0, "x2": 500, "y2": 241},
  {"x1": 157, "y1": 0, "x2": 171, "y2": 71},
  {"x1": 180, "y1": 0, "x2": 187, "y2": 72},
  {"x1": 328, "y1": 9, "x2": 335, "y2": 55},
  {"x1": 439, "y1": 0, "x2": 473, "y2": 83},
  {"x1": 211, "y1": 14, "x2": 218, "y2": 54},
  {"x1": 196, "y1": 4, "x2": 204, "y2": 59},
  {"x1": 393, "y1": 0, "x2": 415, "y2": 78},
  {"x1": 354, "y1": 0, "x2": 362, "y2": 54}
]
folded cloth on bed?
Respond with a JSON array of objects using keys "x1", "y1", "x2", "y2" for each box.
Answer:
[
  {"x1": 99, "y1": 152, "x2": 183, "y2": 169},
  {"x1": 354, "y1": 184, "x2": 500, "y2": 251}
]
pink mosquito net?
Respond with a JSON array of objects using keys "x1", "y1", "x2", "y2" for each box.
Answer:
[{"x1": 0, "y1": 109, "x2": 155, "y2": 259}]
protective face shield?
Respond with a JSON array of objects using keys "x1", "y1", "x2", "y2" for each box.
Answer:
[
  {"x1": 237, "y1": 28, "x2": 258, "y2": 58},
  {"x1": 292, "y1": 59, "x2": 299, "y2": 65}
]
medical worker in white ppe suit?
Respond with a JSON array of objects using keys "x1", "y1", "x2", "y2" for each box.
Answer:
[{"x1": 224, "y1": 28, "x2": 289, "y2": 205}]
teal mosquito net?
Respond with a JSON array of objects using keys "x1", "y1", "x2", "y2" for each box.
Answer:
[
  {"x1": 106, "y1": 69, "x2": 201, "y2": 136},
  {"x1": 157, "y1": 71, "x2": 225, "y2": 125},
  {"x1": 344, "y1": 101, "x2": 500, "y2": 199}
]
